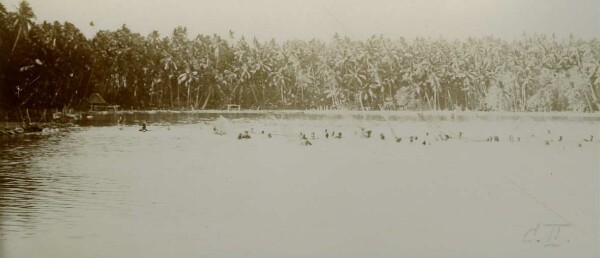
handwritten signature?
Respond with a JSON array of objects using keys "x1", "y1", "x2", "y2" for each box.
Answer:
[{"x1": 522, "y1": 223, "x2": 570, "y2": 246}]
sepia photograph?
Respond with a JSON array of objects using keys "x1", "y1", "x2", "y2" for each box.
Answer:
[{"x1": 0, "y1": 0, "x2": 599, "y2": 257}]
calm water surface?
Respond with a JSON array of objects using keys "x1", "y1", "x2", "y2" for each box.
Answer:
[{"x1": 1, "y1": 113, "x2": 599, "y2": 258}]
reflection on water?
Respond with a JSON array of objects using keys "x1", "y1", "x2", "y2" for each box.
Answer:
[
  {"x1": 1, "y1": 113, "x2": 598, "y2": 258},
  {"x1": 1, "y1": 132, "x2": 86, "y2": 235}
]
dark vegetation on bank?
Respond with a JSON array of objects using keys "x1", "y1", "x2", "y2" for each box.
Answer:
[
  {"x1": 0, "y1": 107, "x2": 77, "y2": 135},
  {"x1": 1, "y1": 1, "x2": 600, "y2": 115}
]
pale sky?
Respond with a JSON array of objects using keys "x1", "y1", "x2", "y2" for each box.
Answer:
[{"x1": 2, "y1": 0, "x2": 599, "y2": 41}]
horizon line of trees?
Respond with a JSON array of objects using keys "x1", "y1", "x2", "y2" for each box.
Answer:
[{"x1": 1, "y1": 1, "x2": 600, "y2": 112}]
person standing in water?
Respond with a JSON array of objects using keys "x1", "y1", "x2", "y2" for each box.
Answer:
[
  {"x1": 139, "y1": 121, "x2": 148, "y2": 132},
  {"x1": 118, "y1": 116, "x2": 125, "y2": 130}
]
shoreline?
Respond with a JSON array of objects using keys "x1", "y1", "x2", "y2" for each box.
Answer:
[
  {"x1": 87, "y1": 109, "x2": 600, "y2": 118},
  {"x1": 2, "y1": 110, "x2": 598, "y2": 131}
]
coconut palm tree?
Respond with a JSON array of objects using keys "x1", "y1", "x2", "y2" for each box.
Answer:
[
  {"x1": 177, "y1": 63, "x2": 199, "y2": 108},
  {"x1": 8, "y1": 0, "x2": 35, "y2": 60}
]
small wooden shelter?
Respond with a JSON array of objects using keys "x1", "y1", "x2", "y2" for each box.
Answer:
[
  {"x1": 89, "y1": 93, "x2": 119, "y2": 111},
  {"x1": 227, "y1": 104, "x2": 241, "y2": 111}
]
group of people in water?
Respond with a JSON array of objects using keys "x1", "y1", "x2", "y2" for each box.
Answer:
[
  {"x1": 125, "y1": 117, "x2": 594, "y2": 147},
  {"x1": 297, "y1": 130, "x2": 343, "y2": 145},
  {"x1": 230, "y1": 127, "x2": 479, "y2": 146},
  {"x1": 227, "y1": 126, "x2": 595, "y2": 147}
]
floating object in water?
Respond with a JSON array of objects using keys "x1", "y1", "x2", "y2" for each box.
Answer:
[
  {"x1": 557, "y1": 136, "x2": 563, "y2": 142},
  {"x1": 86, "y1": 115, "x2": 93, "y2": 119},
  {"x1": 268, "y1": 133, "x2": 272, "y2": 138},
  {"x1": 583, "y1": 135, "x2": 593, "y2": 142},
  {"x1": 395, "y1": 137, "x2": 402, "y2": 143},
  {"x1": 380, "y1": 133, "x2": 385, "y2": 140},
  {"x1": 334, "y1": 132, "x2": 342, "y2": 139}
]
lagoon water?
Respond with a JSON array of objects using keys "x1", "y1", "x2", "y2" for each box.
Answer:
[{"x1": 1, "y1": 112, "x2": 599, "y2": 258}]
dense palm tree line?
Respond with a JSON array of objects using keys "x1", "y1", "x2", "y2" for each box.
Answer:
[{"x1": 1, "y1": 1, "x2": 599, "y2": 112}]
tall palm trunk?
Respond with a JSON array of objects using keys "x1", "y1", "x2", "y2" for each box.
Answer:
[
  {"x1": 447, "y1": 89, "x2": 453, "y2": 110},
  {"x1": 201, "y1": 88, "x2": 212, "y2": 109},
  {"x1": 187, "y1": 83, "x2": 191, "y2": 109},
  {"x1": 583, "y1": 91, "x2": 593, "y2": 111},
  {"x1": 176, "y1": 83, "x2": 180, "y2": 108},
  {"x1": 280, "y1": 84, "x2": 285, "y2": 105},
  {"x1": 522, "y1": 83, "x2": 527, "y2": 111},
  {"x1": 195, "y1": 84, "x2": 201, "y2": 108},
  {"x1": 588, "y1": 83, "x2": 600, "y2": 111},
  {"x1": 464, "y1": 91, "x2": 467, "y2": 110},
  {"x1": 169, "y1": 82, "x2": 173, "y2": 108},
  {"x1": 250, "y1": 85, "x2": 259, "y2": 106},
  {"x1": 9, "y1": 28, "x2": 22, "y2": 60},
  {"x1": 435, "y1": 90, "x2": 439, "y2": 110},
  {"x1": 358, "y1": 94, "x2": 364, "y2": 111},
  {"x1": 301, "y1": 86, "x2": 304, "y2": 104},
  {"x1": 150, "y1": 82, "x2": 154, "y2": 107},
  {"x1": 424, "y1": 90, "x2": 433, "y2": 110}
]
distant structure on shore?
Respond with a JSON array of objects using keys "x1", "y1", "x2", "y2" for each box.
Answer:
[{"x1": 89, "y1": 93, "x2": 119, "y2": 112}]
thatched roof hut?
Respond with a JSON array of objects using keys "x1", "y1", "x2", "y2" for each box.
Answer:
[
  {"x1": 88, "y1": 93, "x2": 107, "y2": 105},
  {"x1": 88, "y1": 93, "x2": 119, "y2": 111}
]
